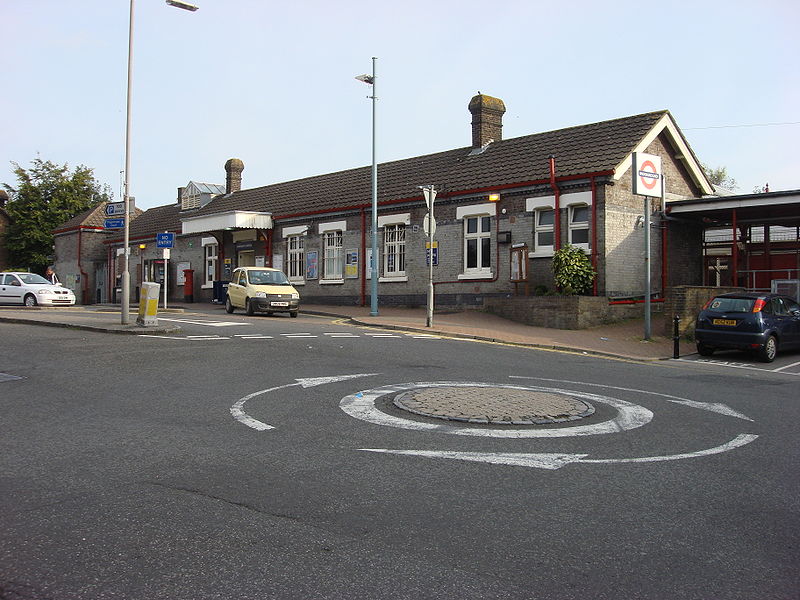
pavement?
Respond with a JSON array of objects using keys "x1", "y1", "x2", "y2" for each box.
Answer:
[{"x1": 0, "y1": 302, "x2": 680, "y2": 361}]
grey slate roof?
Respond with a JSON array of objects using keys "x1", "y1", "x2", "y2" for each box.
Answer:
[{"x1": 194, "y1": 110, "x2": 670, "y2": 219}]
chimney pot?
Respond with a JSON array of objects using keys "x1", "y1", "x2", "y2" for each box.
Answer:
[
  {"x1": 468, "y1": 93, "x2": 506, "y2": 149},
  {"x1": 225, "y1": 158, "x2": 244, "y2": 194}
]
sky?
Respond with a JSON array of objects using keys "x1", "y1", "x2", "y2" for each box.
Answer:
[{"x1": 2, "y1": 0, "x2": 799, "y2": 210}]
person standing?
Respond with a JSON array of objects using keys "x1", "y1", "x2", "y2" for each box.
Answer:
[{"x1": 45, "y1": 266, "x2": 59, "y2": 285}]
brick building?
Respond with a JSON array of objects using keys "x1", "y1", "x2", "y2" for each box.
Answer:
[{"x1": 61, "y1": 94, "x2": 756, "y2": 310}]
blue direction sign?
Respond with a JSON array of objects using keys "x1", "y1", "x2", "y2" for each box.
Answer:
[
  {"x1": 104, "y1": 218, "x2": 125, "y2": 229},
  {"x1": 105, "y1": 202, "x2": 126, "y2": 216},
  {"x1": 156, "y1": 232, "x2": 175, "y2": 248}
]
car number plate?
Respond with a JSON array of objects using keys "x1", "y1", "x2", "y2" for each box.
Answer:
[
  {"x1": 271, "y1": 301, "x2": 289, "y2": 307},
  {"x1": 713, "y1": 318, "x2": 737, "y2": 326}
]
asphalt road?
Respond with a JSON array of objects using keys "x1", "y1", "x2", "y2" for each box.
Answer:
[{"x1": 1, "y1": 313, "x2": 798, "y2": 599}]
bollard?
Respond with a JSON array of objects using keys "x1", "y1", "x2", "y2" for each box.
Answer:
[{"x1": 672, "y1": 315, "x2": 681, "y2": 359}]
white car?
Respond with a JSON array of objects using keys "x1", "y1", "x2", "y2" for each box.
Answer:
[{"x1": 0, "y1": 272, "x2": 76, "y2": 306}]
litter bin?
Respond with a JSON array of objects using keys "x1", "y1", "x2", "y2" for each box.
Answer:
[
  {"x1": 212, "y1": 280, "x2": 230, "y2": 304},
  {"x1": 113, "y1": 287, "x2": 122, "y2": 304}
]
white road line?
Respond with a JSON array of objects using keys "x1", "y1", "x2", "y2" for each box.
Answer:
[
  {"x1": 138, "y1": 335, "x2": 229, "y2": 340},
  {"x1": 359, "y1": 434, "x2": 759, "y2": 470},
  {"x1": 675, "y1": 357, "x2": 800, "y2": 376},
  {"x1": 324, "y1": 333, "x2": 360, "y2": 337},
  {"x1": 772, "y1": 359, "x2": 800, "y2": 373},
  {"x1": 0, "y1": 372, "x2": 23, "y2": 382},
  {"x1": 157, "y1": 318, "x2": 248, "y2": 327},
  {"x1": 411, "y1": 335, "x2": 441, "y2": 339},
  {"x1": 281, "y1": 334, "x2": 318, "y2": 338},
  {"x1": 339, "y1": 382, "x2": 653, "y2": 438},
  {"x1": 510, "y1": 376, "x2": 754, "y2": 421},
  {"x1": 235, "y1": 336, "x2": 274, "y2": 339}
]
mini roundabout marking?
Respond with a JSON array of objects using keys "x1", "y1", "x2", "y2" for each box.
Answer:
[{"x1": 339, "y1": 380, "x2": 758, "y2": 470}]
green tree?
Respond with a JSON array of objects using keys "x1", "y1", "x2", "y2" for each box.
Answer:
[
  {"x1": 552, "y1": 244, "x2": 596, "y2": 295},
  {"x1": 2, "y1": 158, "x2": 110, "y2": 273},
  {"x1": 702, "y1": 163, "x2": 737, "y2": 191}
]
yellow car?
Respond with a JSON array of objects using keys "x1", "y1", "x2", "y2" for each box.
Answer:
[{"x1": 225, "y1": 267, "x2": 300, "y2": 317}]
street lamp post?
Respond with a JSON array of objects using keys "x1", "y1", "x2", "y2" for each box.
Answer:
[
  {"x1": 121, "y1": 0, "x2": 198, "y2": 325},
  {"x1": 355, "y1": 57, "x2": 378, "y2": 316}
]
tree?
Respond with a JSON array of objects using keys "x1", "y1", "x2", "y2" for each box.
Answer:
[
  {"x1": 552, "y1": 244, "x2": 596, "y2": 295},
  {"x1": 2, "y1": 158, "x2": 110, "y2": 273},
  {"x1": 702, "y1": 163, "x2": 738, "y2": 191}
]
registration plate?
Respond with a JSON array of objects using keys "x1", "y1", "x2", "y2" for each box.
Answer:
[
  {"x1": 713, "y1": 318, "x2": 737, "y2": 326},
  {"x1": 270, "y1": 301, "x2": 289, "y2": 307}
]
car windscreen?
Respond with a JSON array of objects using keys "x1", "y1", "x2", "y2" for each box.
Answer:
[
  {"x1": 17, "y1": 273, "x2": 51, "y2": 285},
  {"x1": 707, "y1": 297, "x2": 755, "y2": 313},
  {"x1": 247, "y1": 270, "x2": 290, "y2": 285}
]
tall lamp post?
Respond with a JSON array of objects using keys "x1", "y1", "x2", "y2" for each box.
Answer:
[
  {"x1": 121, "y1": 0, "x2": 198, "y2": 325},
  {"x1": 355, "y1": 57, "x2": 378, "y2": 316}
]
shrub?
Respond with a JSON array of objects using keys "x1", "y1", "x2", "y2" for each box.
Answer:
[{"x1": 552, "y1": 244, "x2": 596, "y2": 295}]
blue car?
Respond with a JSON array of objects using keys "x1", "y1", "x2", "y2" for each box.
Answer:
[{"x1": 695, "y1": 292, "x2": 800, "y2": 362}]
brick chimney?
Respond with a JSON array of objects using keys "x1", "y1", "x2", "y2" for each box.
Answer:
[
  {"x1": 225, "y1": 158, "x2": 244, "y2": 194},
  {"x1": 468, "y1": 93, "x2": 506, "y2": 149}
]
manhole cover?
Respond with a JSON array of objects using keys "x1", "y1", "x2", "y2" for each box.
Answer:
[{"x1": 394, "y1": 386, "x2": 594, "y2": 425}]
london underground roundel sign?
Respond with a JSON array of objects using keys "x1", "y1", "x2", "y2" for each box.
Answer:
[{"x1": 632, "y1": 152, "x2": 663, "y2": 198}]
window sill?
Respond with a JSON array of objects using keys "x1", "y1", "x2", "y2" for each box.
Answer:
[
  {"x1": 379, "y1": 276, "x2": 408, "y2": 283},
  {"x1": 529, "y1": 251, "x2": 554, "y2": 258},
  {"x1": 320, "y1": 278, "x2": 344, "y2": 285},
  {"x1": 458, "y1": 271, "x2": 493, "y2": 280},
  {"x1": 288, "y1": 279, "x2": 305, "y2": 286}
]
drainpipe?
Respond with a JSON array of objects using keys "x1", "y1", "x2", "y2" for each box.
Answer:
[
  {"x1": 731, "y1": 209, "x2": 738, "y2": 287},
  {"x1": 661, "y1": 218, "x2": 668, "y2": 297},
  {"x1": 77, "y1": 227, "x2": 89, "y2": 304},
  {"x1": 591, "y1": 177, "x2": 598, "y2": 296},
  {"x1": 549, "y1": 156, "x2": 561, "y2": 252}
]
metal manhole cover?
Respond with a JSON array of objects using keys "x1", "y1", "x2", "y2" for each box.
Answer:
[{"x1": 393, "y1": 386, "x2": 595, "y2": 425}]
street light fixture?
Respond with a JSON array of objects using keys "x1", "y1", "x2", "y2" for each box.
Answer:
[
  {"x1": 355, "y1": 58, "x2": 378, "y2": 316},
  {"x1": 121, "y1": 0, "x2": 198, "y2": 325}
]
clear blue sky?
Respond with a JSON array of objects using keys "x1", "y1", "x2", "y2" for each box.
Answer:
[{"x1": 2, "y1": 0, "x2": 798, "y2": 209}]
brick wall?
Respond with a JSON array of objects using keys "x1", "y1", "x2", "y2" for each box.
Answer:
[
  {"x1": 663, "y1": 285, "x2": 744, "y2": 337},
  {"x1": 483, "y1": 295, "x2": 653, "y2": 329}
]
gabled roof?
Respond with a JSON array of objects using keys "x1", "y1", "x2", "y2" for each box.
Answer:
[
  {"x1": 191, "y1": 110, "x2": 712, "y2": 221},
  {"x1": 129, "y1": 203, "x2": 182, "y2": 238},
  {"x1": 54, "y1": 203, "x2": 117, "y2": 233}
]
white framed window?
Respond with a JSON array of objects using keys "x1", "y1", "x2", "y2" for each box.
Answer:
[
  {"x1": 322, "y1": 230, "x2": 343, "y2": 281},
  {"x1": 382, "y1": 223, "x2": 406, "y2": 279},
  {"x1": 534, "y1": 208, "x2": 555, "y2": 255},
  {"x1": 201, "y1": 237, "x2": 218, "y2": 288},
  {"x1": 287, "y1": 234, "x2": 305, "y2": 282},
  {"x1": 462, "y1": 215, "x2": 492, "y2": 276},
  {"x1": 568, "y1": 204, "x2": 590, "y2": 249}
]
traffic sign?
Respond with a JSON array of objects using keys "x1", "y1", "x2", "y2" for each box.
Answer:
[
  {"x1": 104, "y1": 218, "x2": 125, "y2": 229},
  {"x1": 422, "y1": 186, "x2": 437, "y2": 209},
  {"x1": 423, "y1": 213, "x2": 436, "y2": 237},
  {"x1": 105, "y1": 202, "x2": 126, "y2": 216},
  {"x1": 156, "y1": 232, "x2": 175, "y2": 248}
]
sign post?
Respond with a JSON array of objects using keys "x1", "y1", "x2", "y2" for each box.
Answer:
[
  {"x1": 156, "y1": 232, "x2": 175, "y2": 310},
  {"x1": 422, "y1": 185, "x2": 437, "y2": 327},
  {"x1": 632, "y1": 152, "x2": 663, "y2": 340}
]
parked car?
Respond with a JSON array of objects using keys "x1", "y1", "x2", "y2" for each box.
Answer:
[
  {"x1": 695, "y1": 292, "x2": 800, "y2": 362},
  {"x1": 225, "y1": 267, "x2": 300, "y2": 317},
  {"x1": 0, "y1": 272, "x2": 76, "y2": 307}
]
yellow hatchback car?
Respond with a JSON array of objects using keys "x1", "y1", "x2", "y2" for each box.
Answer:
[{"x1": 225, "y1": 267, "x2": 300, "y2": 317}]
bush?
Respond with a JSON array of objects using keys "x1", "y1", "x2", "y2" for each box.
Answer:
[{"x1": 552, "y1": 244, "x2": 596, "y2": 295}]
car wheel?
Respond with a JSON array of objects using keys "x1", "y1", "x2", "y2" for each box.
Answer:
[
  {"x1": 696, "y1": 343, "x2": 715, "y2": 357},
  {"x1": 290, "y1": 311, "x2": 298, "y2": 318},
  {"x1": 245, "y1": 298, "x2": 254, "y2": 316},
  {"x1": 757, "y1": 335, "x2": 778, "y2": 363},
  {"x1": 24, "y1": 294, "x2": 37, "y2": 307},
  {"x1": 225, "y1": 296, "x2": 234, "y2": 314}
]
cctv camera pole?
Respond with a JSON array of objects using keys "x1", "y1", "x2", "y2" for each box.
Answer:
[
  {"x1": 422, "y1": 185, "x2": 437, "y2": 327},
  {"x1": 121, "y1": 0, "x2": 135, "y2": 325},
  {"x1": 369, "y1": 57, "x2": 379, "y2": 316}
]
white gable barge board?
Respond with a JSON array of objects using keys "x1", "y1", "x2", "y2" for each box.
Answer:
[
  {"x1": 668, "y1": 191, "x2": 800, "y2": 214},
  {"x1": 613, "y1": 113, "x2": 714, "y2": 196},
  {"x1": 182, "y1": 211, "x2": 273, "y2": 234}
]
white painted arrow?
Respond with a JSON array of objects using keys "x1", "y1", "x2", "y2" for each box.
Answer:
[
  {"x1": 359, "y1": 434, "x2": 759, "y2": 470},
  {"x1": 231, "y1": 373, "x2": 380, "y2": 431},
  {"x1": 510, "y1": 376, "x2": 753, "y2": 422}
]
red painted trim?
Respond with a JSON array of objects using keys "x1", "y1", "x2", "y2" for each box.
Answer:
[
  {"x1": 609, "y1": 298, "x2": 665, "y2": 305},
  {"x1": 731, "y1": 208, "x2": 738, "y2": 285},
  {"x1": 549, "y1": 157, "x2": 561, "y2": 253},
  {"x1": 661, "y1": 219, "x2": 668, "y2": 295}
]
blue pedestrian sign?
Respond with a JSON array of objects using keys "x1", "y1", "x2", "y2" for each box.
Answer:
[
  {"x1": 156, "y1": 232, "x2": 175, "y2": 248},
  {"x1": 104, "y1": 218, "x2": 125, "y2": 229}
]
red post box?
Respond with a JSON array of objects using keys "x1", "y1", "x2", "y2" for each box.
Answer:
[{"x1": 183, "y1": 269, "x2": 194, "y2": 303}]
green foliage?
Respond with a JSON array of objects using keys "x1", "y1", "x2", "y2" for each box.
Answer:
[
  {"x1": 702, "y1": 163, "x2": 737, "y2": 191},
  {"x1": 552, "y1": 244, "x2": 596, "y2": 295},
  {"x1": 2, "y1": 158, "x2": 110, "y2": 273}
]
